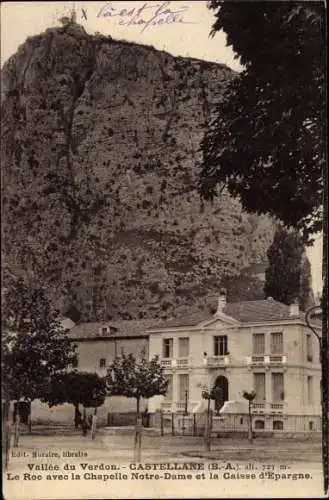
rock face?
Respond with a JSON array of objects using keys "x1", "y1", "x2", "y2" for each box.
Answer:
[{"x1": 2, "y1": 23, "x2": 276, "y2": 321}]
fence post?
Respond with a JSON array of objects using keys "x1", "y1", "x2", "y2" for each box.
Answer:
[
  {"x1": 160, "y1": 411, "x2": 164, "y2": 436},
  {"x1": 171, "y1": 412, "x2": 175, "y2": 436},
  {"x1": 193, "y1": 413, "x2": 196, "y2": 437}
]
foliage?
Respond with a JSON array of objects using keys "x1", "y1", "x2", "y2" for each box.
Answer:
[
  {"x1": 223, "y1": 273, "x2": 265, "y2": 302},
  {"x1": 201, "y1": 387, "x2": 223, "y2": 402},
  {"x1": 264, "y1": 227, "x2": 313, "y2": 308},
  {"x1": 242, "y1": 390, "x2": 256, "y2": 402},
  {"x1": 200, "y1": 1, "x2": 325, "y2": 238},
  {"x1": 2, "y1": 273, "x2": 77, "y2": 402},
  {"x1": 43, "y1": 371, "x2": 107, "y2": 409},
  {"x1": 106, "y1": 353, "x2": 168, "y2": 401},
  {"x1": 299, "y1": 255, "x2": 315, "y2": 311}
]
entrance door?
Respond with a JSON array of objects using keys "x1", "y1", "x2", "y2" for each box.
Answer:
[{"x1": 213, "y1": 375, "x2": 229, "y2": 414}]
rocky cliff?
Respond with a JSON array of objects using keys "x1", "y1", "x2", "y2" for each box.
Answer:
[{"x1": 2, "y1": 22, "x2": 276, "y2": 321}]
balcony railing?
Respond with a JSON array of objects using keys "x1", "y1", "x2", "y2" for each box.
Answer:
[
  {"x1": 176, "y1": 358, "x2": 189, "y2": 368},
  {"x1": 270, "y1": 403, "x2": 284, "y2": 412},
  {"x1": 161, "y1": 359, "x2": 174, "y2": 368},
  {"x1": 247, "y1": 355, "x2": 287, "y2": 367},
  {"x1": 206, "y1": 355, "x2": 230, "y2": 368},
  {"x1": 160, "y1": 358, "x2": 189, "y2": 369},
  {"x1": 251, "y1": 402, "x2": 285, "y2": 414}
]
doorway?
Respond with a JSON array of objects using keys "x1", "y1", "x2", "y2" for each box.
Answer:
[{"x1": 213, "y1": 375, "x2": 229, "y2": 413}]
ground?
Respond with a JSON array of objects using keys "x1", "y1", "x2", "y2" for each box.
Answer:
[{"x1": 3, "y1": 430, "x2": 324, "y2": 499}]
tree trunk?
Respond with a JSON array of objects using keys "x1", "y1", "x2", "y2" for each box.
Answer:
[
  {"x1": 74, "y1": 404, "x2": 80, "y2": 429},
  {"x1": 81, "y1": 406, "x2": 88, "y2": 436},
  {"x1": 27, "y1": 402, "x2": 32, "y2": 434},
  {"x1": 248, "y1": 401, "x2": 253, "y2": 443},
  {"x1": 204, "y1": 399, "x2": 211, "y2": 452},
  {"x1": 14, "y1": 410, "x2": 20, "y2": 448},
  {"x1": 91, "y1": 408, "x2": 97, "y2": 440},
  {"x1": 134, "y1": 397, "x2": 142, "y2": 462},
  {"x1": 3, "y1": 398, "x2": 11, "y2": 470}
]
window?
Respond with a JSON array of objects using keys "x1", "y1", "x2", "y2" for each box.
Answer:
[
  {"x1": 99, "y1": 358, "x2": 106, "y2": 368},
  {"x1": 101, "y1": 327, "x2": 108, "y2": 335},
  {"x1": 253, "y1": 334, "x2": 265, "y2": 355},
  {"x1": 178, "y1": 337, "x2": 189, "y2": 358},
  {"x1": 273, "y1": 420, "x2": 284, "y2": 430},
  {"x1": 309, "y1": 421, "x2": 314, "y2": 431},
  {"x1": 255, "y1": 419, "x2": 265, "y2": 430},
  {"x1": 307, "y1": 376, "x2": 313, "y2": 405},
  {"x1": 178, "y1": 374, "x2": 189, "y2": 402},
  {"x1": 165, "y1": 375, "x2": 173, "y2": 400},
  {"x1": 271, "y1": 332, "x2": 283, "y2": 354},
  {"x1": 254, "y1": 373, "x2": 266, "y2": 401},
  {"x1": 214, "y1": 335, "x2": 228, "y2": 356},
  {"x1": 163, "y1": 338, "x2": 173, "y2": 358},
  {"x1": 272, "y1": 373, "x2": 284, "y2": 402},
  {"x1": 306, "y1": 334, "x2": 313, "y2": 362}
]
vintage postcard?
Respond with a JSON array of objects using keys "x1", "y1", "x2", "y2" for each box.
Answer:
[{"x1": 1, "y1": 1, "x2": 327, "y2": 499}]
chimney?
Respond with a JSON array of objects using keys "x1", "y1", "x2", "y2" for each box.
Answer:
[
  {"x1": 289, "y1": 301, "x2": 299, "y2": 317},
  {"x1": 217, "y1": 288, "x2": 227, "y2": 313}
]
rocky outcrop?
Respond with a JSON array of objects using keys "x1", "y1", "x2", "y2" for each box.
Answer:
[{"x1": 1, "y1": 22, "x2": 276, "y2": 321}]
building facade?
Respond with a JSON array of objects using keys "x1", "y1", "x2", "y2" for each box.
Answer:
[
  {"x1": 147, "y1": 295, "x2": 322, "y2": 433},
  {"x1": 30, "y1": 319, "x2": 158, "y2": 426},
  {"x1": 28, "y1": 296, "x2": 321, "y2": 433}
]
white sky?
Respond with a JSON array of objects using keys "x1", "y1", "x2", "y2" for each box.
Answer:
[{"x1": 1, "y1": 1, "x2": 323, "y2": 296}]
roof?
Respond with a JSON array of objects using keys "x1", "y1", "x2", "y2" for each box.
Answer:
[
  {"x1": 69, "y1": 319, "x2": 161, "y2": 339},
  {"x1": 149, "y1": 299, "x2": 321, "y2": 329},
  {"x1": 68, "y1": 300, "x2": 322, "y2": 338}
]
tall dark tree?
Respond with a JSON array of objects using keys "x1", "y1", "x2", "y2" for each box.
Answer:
[
  {"x1": 264, "y1": 228, "x2": 309, "y2": 307},
  {"x1": 200, "y1": 1, "x2": 325, "y2": 239},
  {"x1": 299, "y1": 254, "x2": 315, "y2": 311},
  {"x1": 200, "y1": 4, "x2": 327, "y2": 491}
]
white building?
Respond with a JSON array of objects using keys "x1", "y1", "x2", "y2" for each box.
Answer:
[{"x1": 147, "y1": 294, "x2": 322, "y2": 433}]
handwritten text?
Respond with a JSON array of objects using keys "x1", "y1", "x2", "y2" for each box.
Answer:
[{"x1": 97, "y1": 1, "x2": 196, "y2": 32}]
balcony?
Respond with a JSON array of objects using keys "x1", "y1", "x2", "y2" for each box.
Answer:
[
  {"x1": 160, "y1": 358, "x2": 190, "y2": 369},
  {"x1": 176, "y1": 358, "x2": 189, "y2": 369},
  {"x1": 252, "y1": 402, "x2": 266, "y2": 414},
  {"x1": 270, "y1": 403, "x2": 284, "y2": 413},
  {"x1": 161, "y1": 359, "x2": 174, "y2": 368},
  {"x1": 247, "y1": 355, "x2": 287, "y2": 368},
  {"x1": 206, "y1": 355, "x2": 230, "y2": 368},
  {"x1": 268, "y1": 355, "x2": 287, "y2": 367},
  {"x1": 251, "y1": 402, "x2": 285, "y2": 414}
]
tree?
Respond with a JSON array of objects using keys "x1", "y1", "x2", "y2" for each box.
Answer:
[
  {"x1": 42, "y1": 371, "x2": 107, "y2": 430},
  {"x1": 200, "y1": 1, "x2": 325, "y2": 239},
  {"x1": 1, "y1": 273, "x2": 76, "y2": 456},
  {"x1": 106, "y1": 352, "x2": 168, "y2": 461},
  {"x1": 2, "y1": 274, "x2": 77, "y2": 406},
  {"x1": 299, "y1": 255, "x2": 315, "y2": 311},
  {"x1": 201, "y1": 385, "x2": 223, "y2": 451},
  {"x1": 200, "y1": 4, "x2": 327, "y2": 491},
  {"x1": 242, "y1": 390, "x2": 256, "y2": 443},
  {"x1": 264, "y1": 227, "x2": 310, "y2": 307}
]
